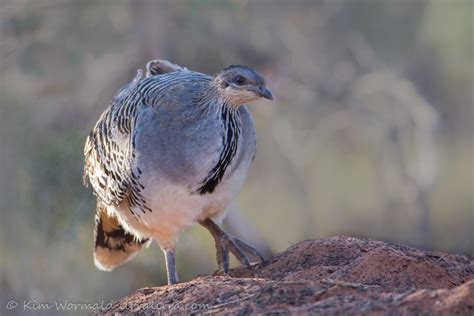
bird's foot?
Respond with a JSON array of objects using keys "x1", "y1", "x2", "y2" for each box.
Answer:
[
  {"x1": 217, "y1": 234, "x2": 265, "y2": 273},
  {"x1": 200, "y1": 219, "x2": 264, "y2": 273}
]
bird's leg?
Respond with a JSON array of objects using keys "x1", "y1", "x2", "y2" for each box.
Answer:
[
  {"x1": 200, "y1": 218, "x2": 247, "y2": 271},
  {"x1": 215, "y1": 233, "x2": 230, "y2": 272},
  {"x1": 199, "y1": 218, "x2": 264, "y2": 273},
  {"x1": 162, "y1": 248, "x2": 179, "y2": 285}
]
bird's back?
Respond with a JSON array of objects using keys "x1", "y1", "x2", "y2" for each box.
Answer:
[{"x1": 133, "y1": 72, "x2": 255, "y2": 195}]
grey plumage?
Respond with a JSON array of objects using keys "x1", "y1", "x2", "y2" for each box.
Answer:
[{"x1": 84, "y1": 60, "x2": 272, "y2": 284}]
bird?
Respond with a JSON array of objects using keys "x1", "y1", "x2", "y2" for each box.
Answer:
[{"x1": 83, "y1": 59, "x2": 273, "y2": 285}]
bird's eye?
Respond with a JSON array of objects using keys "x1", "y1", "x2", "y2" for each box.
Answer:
[{"x1": 234, "y1": 75, "x2": 246, "y2": 85}]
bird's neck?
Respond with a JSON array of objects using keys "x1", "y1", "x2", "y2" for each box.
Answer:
[
  {"x1": 194, "y1": 84, "x2": 242, "y2": 195},
  {"x1": 209, "y1": 76, "x2": 246, "y2": 108},
  {"x1": 197, "y1": 79, "x2": 239, "y2": 114}
]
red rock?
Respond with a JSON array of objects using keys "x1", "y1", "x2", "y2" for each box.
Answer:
[{"x1": 97, "y1": 236, "x2": 474, "y2": 315}]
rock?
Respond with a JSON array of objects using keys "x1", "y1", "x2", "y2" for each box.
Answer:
[{"x1": 98, "y1": 236, "x2": 474, "y2": 315}]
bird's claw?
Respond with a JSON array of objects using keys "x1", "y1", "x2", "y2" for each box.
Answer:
[
  {"x1": 200, "y1": 218, "x2": 264, "y2": 273},
  {"x1": 215, "y1": 234, "x2": 263, "y2": 273}
]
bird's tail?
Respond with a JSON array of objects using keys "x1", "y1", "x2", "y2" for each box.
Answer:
[
  {"x1": 145, "y1": 59, "x2": 186, "y2": 77},
  {"x1": 94, "y1": 202, "x2": 150, "y2": 271}
]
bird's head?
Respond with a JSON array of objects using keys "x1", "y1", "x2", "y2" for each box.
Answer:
[{"x1": 214, "y1": 65, "x2": 273, "y2": 107}]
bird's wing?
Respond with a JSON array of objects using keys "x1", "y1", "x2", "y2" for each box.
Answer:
[
  {"x1": 85, "y1": 63, "x2": 208, "y2": 208},
  {"x1": 83, "y1": 70, "x2": 146, "y2": 207}
]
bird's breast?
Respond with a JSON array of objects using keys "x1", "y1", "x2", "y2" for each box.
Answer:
[{"x1": 112, "y1": 105, "x2": 255, "y2": 247}]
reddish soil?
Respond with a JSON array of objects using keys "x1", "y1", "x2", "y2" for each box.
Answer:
[{"x1": 99, "y1": 236, "x2": 474, "y2": 315}]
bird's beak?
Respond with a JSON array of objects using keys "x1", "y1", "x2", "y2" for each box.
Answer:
[{"x1": 256, "y1": 86, "x2": 273, "y2": 100}]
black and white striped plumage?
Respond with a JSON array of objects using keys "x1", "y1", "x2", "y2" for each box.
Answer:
[{"x1": 83, "y1": 60, "x2": 272, "y2": 284}]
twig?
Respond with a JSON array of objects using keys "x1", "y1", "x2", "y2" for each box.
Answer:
[
  {"x1": 201, "y1": 292, "x2": 259, "y2": 314},
  {"x1": 321, "y1": 278, "x2": 380, "y2": 290},
  {"x1": 391, "y1": 288, "x2": 418, "y2": 307},
  {"x1": 388, "y1": 247, "x2": 418, "y2": 262}
]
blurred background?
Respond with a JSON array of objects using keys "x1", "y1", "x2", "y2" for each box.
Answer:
[{"x1": 1, "y1": 0, "x2": 472, "y2": 311}]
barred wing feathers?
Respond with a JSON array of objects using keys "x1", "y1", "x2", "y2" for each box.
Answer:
[{"x1": 84, "y1": 70, "x2": 148, "y2": 213}]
